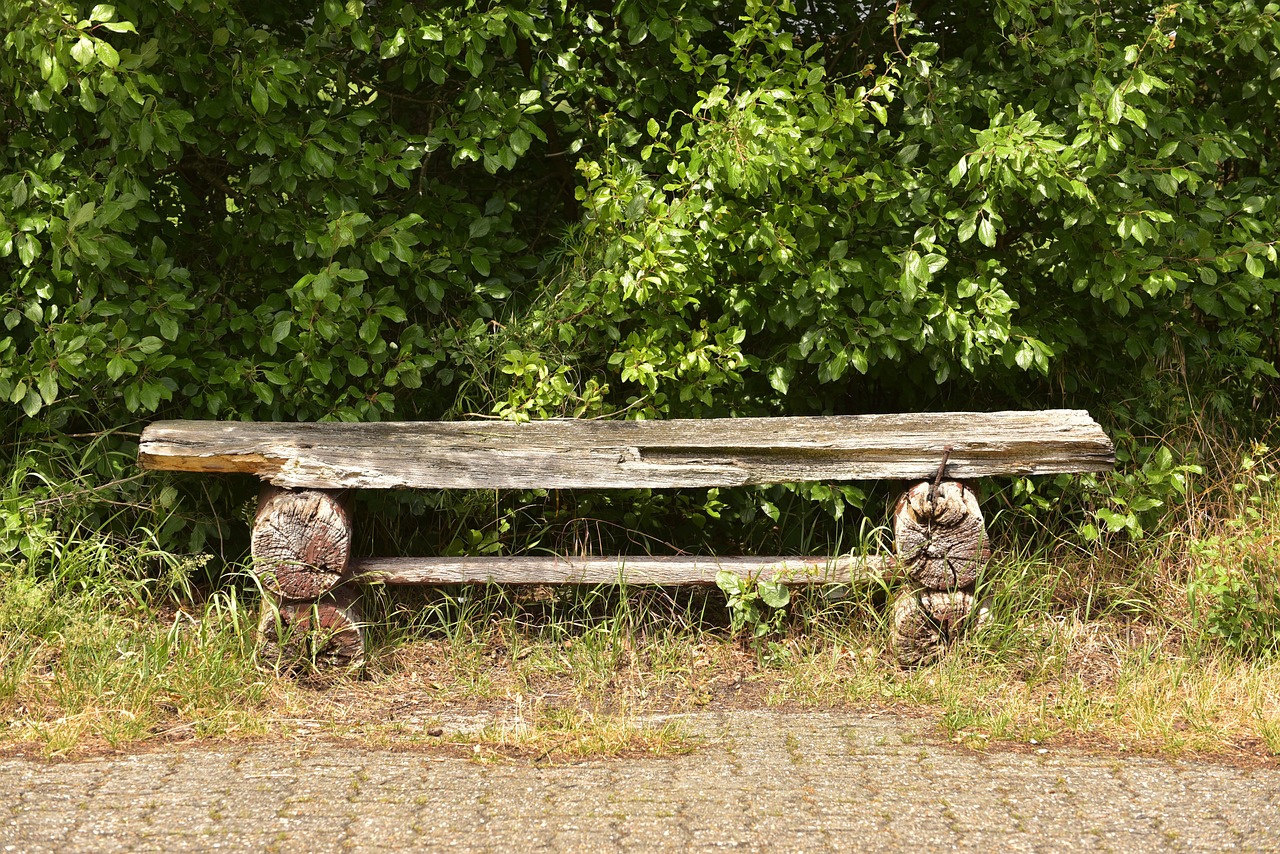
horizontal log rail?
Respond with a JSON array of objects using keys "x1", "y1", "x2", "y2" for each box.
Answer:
[
  {"x1": 139, "y1": 410, "x2": 1114, "y2": 489},
  {"x1": 348, "y1": 554, "x2": 894, "y2": 586}
]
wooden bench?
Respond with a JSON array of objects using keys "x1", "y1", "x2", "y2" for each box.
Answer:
[{"x1": 138, "y1": 411, "x2": 1114, "y2": 670}]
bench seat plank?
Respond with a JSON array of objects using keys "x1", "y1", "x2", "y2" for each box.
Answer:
[
  {"x1": 138, "y1": 410, "x2": 1114, "y2": 489},
  {"x1": 349, "y1": 554, "x2": 893, "y2": 586}
]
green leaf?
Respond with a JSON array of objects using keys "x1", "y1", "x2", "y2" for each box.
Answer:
[
  {"x1": 251, "y1": 81, "x2": 269, "y2": 116},
  {"x1": 78, "y1": 82, "x2": 99, "y2": 112},
  {"x1": 757, "y1": 580, "x2": 790, "y2": 609},
  {"x1": 977, "y1": 217, "x2": 996, "y2": 248},
  {"x1": 1245, "y1": 254, "x2": 1265, "y2": 277},
  {"x1": 21, "y1": 389, "x2": 41, "y2": 418},
  {"x1": 71, "y1": 202, "x2": 96, "y2": 227},
  {"x1": 1152, "y1": 173, "x2": 1177, "y2": 196},
  {"x1": 37, "y1": 371, "x2": 58, "y2": 405},
  {"x1": 509, "y1": 128, "x2": 531, "y2": 156},
  {"x1": 271, "y1": 319, "x2": 291, "y2": 343},
  {"x1": 71, "y1": 37, "x2": 95, "y2": 66},
  {"x1": 714, "y1": 570, "x2": 742, "y2": 596},
  {"x1": 95, "y1": 40, "x2": 120, "y2": 69},
  {"x1": 157, "y1": 315, "x2": 179, "y2": 341},
  {"x1": 1106, "y1": 87, "x2": 1125, "y2": 124},
  {"x1": 17, "y1": 235, "x2": 38, "y2": 267},
  {"x1": 106, "y1": 354, "x2": 130, "y2": 380},
  {"x1": 1015, "y1": 345, "x2": 1034, "y2": 370},
  {"x1": 903, "y1": 250, "x2": 926, "y2": 283},
  {"x1": 769, "y1": 365, "x2": 790, "y2": 395}
]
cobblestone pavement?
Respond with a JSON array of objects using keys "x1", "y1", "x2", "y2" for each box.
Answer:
[{"x1": 2, "y1": 710, "x2": 1278, "y2": 852}]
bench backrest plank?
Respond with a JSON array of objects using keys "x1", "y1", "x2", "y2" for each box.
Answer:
[{"x1": 139, "y1": 410, "x2": 1113, "y2": 489}]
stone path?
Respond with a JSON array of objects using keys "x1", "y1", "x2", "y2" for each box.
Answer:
[{"x1": 2, "y1": 711, "x2": 1277, "y2": 852}]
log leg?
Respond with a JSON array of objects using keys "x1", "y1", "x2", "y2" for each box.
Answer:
[
  {"x1": 890, "y1": 586, "x2": 990, "y2": 667},
  {"x1": 251, "y1": 486, "x2": 352, "y2": 600},
  {"x1": 893, "y1": 480, "x2": 989, "y2": 590},
  {"x1": 890, "y1": 479, "x2": 993, "y2": 665},
  {"x1": 257, "y1": 585, "x2": 366, "y2": 675}
]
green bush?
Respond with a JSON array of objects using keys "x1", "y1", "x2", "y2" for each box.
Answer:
[{"x1": 3, "y1": 0, "x2": 1279, "y2": 557}]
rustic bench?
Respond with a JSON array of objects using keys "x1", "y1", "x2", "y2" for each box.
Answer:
[{"x1": 138, "y1": 411, "x2": 1114, "y2": 670}]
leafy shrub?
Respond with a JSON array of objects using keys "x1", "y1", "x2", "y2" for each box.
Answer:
[
  {"x1": 2, "y1": 0, "x2": 1279, "y2": 559},
  {"x1": 1187, "y1": 447, "x2": 1280, "y2": 658},
  {"x1": 715, "y1": 570, "x2": 790, "y2": 640}
]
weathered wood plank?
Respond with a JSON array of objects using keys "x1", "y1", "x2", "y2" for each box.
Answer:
[
  {"x1": 138, "y1": 411, "x2": 1114, "y2": 489},
  {"x1": 348, "y1": 554, "x2": 894, "y2": 586}
]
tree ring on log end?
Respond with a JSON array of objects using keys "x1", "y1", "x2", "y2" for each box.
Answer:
[
  {"x1": 251, "y1": 487, "x2": 351, "y2": 600},
  {"x1": 256, "y1": 588, "x2": 364, "y2": 675},
  {"x1": 893, "y1": 480, "x2": 989, "y2": 590},
  {"x1": 890, "y1": 587, "x2": 988, "y2": 667}
]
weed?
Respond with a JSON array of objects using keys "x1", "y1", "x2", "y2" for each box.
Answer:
[
  {"x1": 715, "y1": 570, "x2": 789, "y2": 644},
  {"x1": 1186, "y1": 446, "x2": 1280, "y2": 658}
]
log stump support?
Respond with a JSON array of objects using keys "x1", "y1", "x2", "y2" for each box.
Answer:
[
  {"x1": 257, "y1": 585, "x2": 365, "y2": 675},
  {"x1": 890, "y1": 476, "x2": 990, "y2": 666},
  {"x1": 251, "y1": 486, "x2": 352, "y2": 600},
  {"x1": 251, "y1": 487, "x2": 364, "y2": 674}
]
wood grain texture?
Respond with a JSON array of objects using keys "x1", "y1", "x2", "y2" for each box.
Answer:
[
  {"x1": 893, "y1": 481, "x2": 988, "y2": 590},
  {"x1": 251, "y1": 487, "x2": 351, "y2": 600},
  {"x1": 890, "y1": 587, "x2": 990, "y2": 667},
  {"x1": 348, "y1": 554, "x2": 893, "y2": 586},
  {"x1": 257, "y1": 587, "x2": 364, "y2": 674},
  {"x1": 138, "y1": 411, "x2": 1114, "y2": 489}
]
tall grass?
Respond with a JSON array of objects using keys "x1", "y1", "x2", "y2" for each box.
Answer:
[{"x1": 0, "y1": 435, "x2": 271, "y2": 752}]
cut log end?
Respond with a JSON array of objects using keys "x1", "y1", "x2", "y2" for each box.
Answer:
[
  {"x1": 893, "y1": 480, "x2": 989, "y2": 590},
  {"x1": 257, "y1": 589, "x2": 365, "y2": 675},
  {"x1": 251, "y1": 487, "x2": 352, "y2": 600},
  {"x1": 890, "y1": 587, "x2": 989, "y2": 667}
]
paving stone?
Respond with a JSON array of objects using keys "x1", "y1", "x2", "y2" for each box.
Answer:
[{"x1": 1, "y1": 711, "x2": 1277, "y2": 851}]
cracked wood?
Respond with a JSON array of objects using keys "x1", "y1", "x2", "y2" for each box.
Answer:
[
  {"x1": 138, "y1": 411, "x2": 1115, "y2": 489},
  {"x1": 348, "y1": 554, "x2": 893, "y2": 586},
  {"x1": 893, "y1": 481, "x2": 988, "y2": 590}
]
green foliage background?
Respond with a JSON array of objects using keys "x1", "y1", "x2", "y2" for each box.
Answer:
[{"x1": 3, "y1": 0, "x2": 1280, "y2": 562}]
